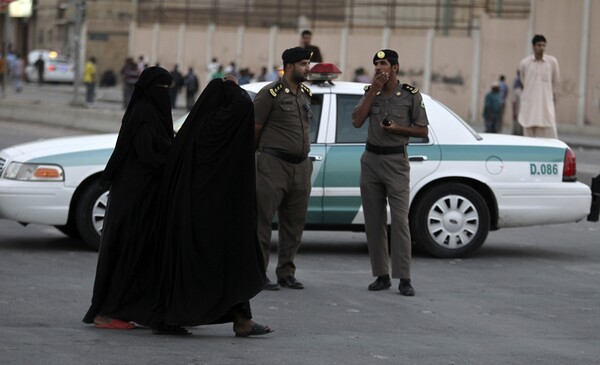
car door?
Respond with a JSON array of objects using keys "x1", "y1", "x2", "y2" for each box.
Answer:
[
  {"x1": 305, "y1": 90, "x2": 328, "y2": 225},
  {"x1": 321, "y1": 93, "x2": 441, "y2": 225}
]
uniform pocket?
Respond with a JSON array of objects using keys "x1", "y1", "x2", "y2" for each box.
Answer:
[{"x1": 279, "y1": 100, "x2": 294, "y2": 112}]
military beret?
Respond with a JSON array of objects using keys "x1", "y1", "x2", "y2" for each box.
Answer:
[
  {"x1": 282, "y1": 47, "x2": 312, "y2": 64},
  {"x1": 373, "y1": 49, "x2": 399, "y2": 65}
]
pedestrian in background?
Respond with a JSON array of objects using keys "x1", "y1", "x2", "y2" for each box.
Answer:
[
  {"x1": 512, "y1": 70, "x2": 523, "y2": 135},
  {"x1": 11, "y1": 53, "x2": 24, "y2": 93},
  {"x1": 211, "y1": 65, "x2": 225, "y2": 80},
  {"x1": 518, "y1": 34, "x2": 560, "y2": 138},
  {"x1": 300, "y1": 30, "x2": 323, "y2": 62},
  {"x1": 184, "y1": 67, "x2": 199, "y2": 111},
  {"x1": 352, "y1": 49, "x2": 429, "y2": 296},
  {"x1": 121, "y1": 57, "x2": 140, "y2": 109},
  {"x1": 34, "y1": 55, "x2": 45, "y2": 86},
  {"x1": 83, "y1": 67, "x2": 175, "y2": 330},
  {"x1": 84, "y1": 57, "x2": 97, "y2": 106},
  {"x1": 0, "y1": 53, "x2": 5, "y2": 86},
  {"x1": 169, "y1": 64, "x2": 184, "y2": 109},
  {"x1": 352, "y1": 67, "x2": 371, "y2": 83},
  {"x1": 483, "y1": 82, "x2": 502, "y2": 133},
  {"x1": 498, "y1": 75, "x2": 508, "y2": 127},
  {"x1": 254, "y1": 47, "x2": 313, "y2": 291}
]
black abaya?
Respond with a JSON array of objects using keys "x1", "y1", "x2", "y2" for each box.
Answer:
[
  {"x1": 83, "y1": 67, "x2": 174, "y2": 325},
  {"x1": 154, "y1": 78, "x2": 265, "y2": 326}
]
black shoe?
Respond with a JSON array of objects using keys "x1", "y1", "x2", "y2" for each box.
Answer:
[
  {"x1": 368, "y1": 275, "x2": 392, "y2": 291},
  {"x1": 264, "y1": 276, "x2": 280, "y2": 291},
  {"x1": 278, "y1": 275, "x2": 304, "y2": 289},
  {"x1": 152, "y1": 324, "x2": 192, "y2": 336},
  {"x1": 399, "y1": 279, "x2": 415, "y2": 296}
]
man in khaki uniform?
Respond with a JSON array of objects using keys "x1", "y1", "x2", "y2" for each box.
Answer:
[
  {"x1": 254, "y1": 47, "x2": 313, "y2": 290},
  {"x1": 352, "y1": 49, "x2": 429, "y2": 296}
]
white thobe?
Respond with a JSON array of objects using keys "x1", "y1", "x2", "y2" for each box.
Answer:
[{"x1": 517, "y1": 54, "x2": 560, "y2": 128}]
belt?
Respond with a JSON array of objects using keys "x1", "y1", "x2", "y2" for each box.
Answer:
[
  {"x1": 261, "y1": 147, "x2": 307, "y2": 164},
  {"x1": 365, "y1": 142, "x2": 405, "y2": 155}
]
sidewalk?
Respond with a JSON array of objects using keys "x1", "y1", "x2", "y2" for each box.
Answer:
[
  {"x1": 0, "y1": 83, "x2": 187, "y2": 133},
  {"x1": 1, "y1": 82, "x2": 599, "y2": 149}
]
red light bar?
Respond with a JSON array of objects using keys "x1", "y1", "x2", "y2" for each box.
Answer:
[{"x1": 309, "y1": 63, "x2": 342, "y2": 74}]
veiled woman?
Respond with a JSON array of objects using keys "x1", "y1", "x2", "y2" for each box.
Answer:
[
  {"x1": 83, "y1": 67, "x2": 174, "y2": 329},
  {"x1": 151, "y1": 77, "x2": 272, "y2": 337}
]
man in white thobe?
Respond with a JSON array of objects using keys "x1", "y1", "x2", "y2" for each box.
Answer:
[{"x1": 518, "y1": 34, "x2": 560, "y2": 138}]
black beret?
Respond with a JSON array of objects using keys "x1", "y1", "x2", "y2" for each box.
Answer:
[
  {"x1": 372, "y1": 49, "x2": 399, "y2": 65},
  {"x1": 282, "y1": 47, "x2": 312, "y2": 64}
]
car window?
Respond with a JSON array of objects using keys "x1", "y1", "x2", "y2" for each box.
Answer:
[
  {"x1": 245, "y1": 90, "x2": 322, "y2": 143},
  {"x1": 336, "y1": 94, "x2": 428, "y2": 144}
]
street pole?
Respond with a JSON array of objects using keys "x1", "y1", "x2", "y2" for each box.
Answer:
[{"x1": 70, "y1": 0, "x2": 84, "y2": 106}]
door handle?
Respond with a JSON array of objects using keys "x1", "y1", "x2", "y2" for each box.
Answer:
[
  {"x1": 310, "y1": 155, "x2": 323, "y2": 162},
  {"x1": 409, "y1": 155, "x2": 428, "y2": 162}
]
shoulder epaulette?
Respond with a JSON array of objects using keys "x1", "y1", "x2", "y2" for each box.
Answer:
[
  {"x1": 364, "y1": 85, "x2": 371, "y2": 93},
  {"x1": 402, "y1": 83, "x2": 419, "y2": 94},
  {"x1": 269, "y1": 83, "x2": 284, "y2": 97},
  {"x1": 300, "y1": 84, "x2": 312, "y2": 96}
]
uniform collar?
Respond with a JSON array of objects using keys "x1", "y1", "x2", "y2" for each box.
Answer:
[{"x1": 279, "y1": 77, "x2": 298, "y2": 95}]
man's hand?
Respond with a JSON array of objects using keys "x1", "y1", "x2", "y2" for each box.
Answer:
[{"x1": 371, "y1": 71, "x2": 389, "y2": 94}]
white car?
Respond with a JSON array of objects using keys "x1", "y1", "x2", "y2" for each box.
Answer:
[
  {"x1": 25, "y1": 49, "x2": 75, "y2": 84},
  {"x1": 0, "y1": 80, "x2": 597, "y2": 257}
]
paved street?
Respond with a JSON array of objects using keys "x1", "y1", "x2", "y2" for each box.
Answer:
[{"x1": 1, "y1": 217, "x2": 599, "y2": 364}]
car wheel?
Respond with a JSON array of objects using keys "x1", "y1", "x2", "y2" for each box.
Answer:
[
  {"x1": 411, "y1": 183, "x2": 490, "y2": 258},
  {"x1": 54, "y1": 222, "x2": 82, "y2": 239},
  {"x1": 75, "y1": 179, "x2": 108, "y2": 251}
]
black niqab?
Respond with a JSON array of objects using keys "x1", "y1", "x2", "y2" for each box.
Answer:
[
  {"x1": 100, "y1": 66, "x2": 174, "y2": 188},
  {"x1": 153, "y1": 79, "x2": 265, "y2": 326},
  {"x1": 83, "y1": 67, "x2": 175, "y2": 325}
]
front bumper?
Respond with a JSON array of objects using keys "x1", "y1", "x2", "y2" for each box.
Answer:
[
  {"x1": 588, "y1": 174, "x2": 600, "y2": 222},
  {"x1": 0, "y1": 179, "x2": 73, "y2": 225}
]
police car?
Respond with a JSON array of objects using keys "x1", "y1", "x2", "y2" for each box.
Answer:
[{"x1": 0, "y1": 67, "x2": 597, "y2": 257}]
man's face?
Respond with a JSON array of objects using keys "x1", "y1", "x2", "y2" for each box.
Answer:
[
  {"x1": 287, "y1": 59, "x2": 311, "y2": 83},
  {"x1": 533, "y1": 41, "x2": 546, "y2": 56},
  {"x1": 301, "y1": 34, "x2": 312, "y2": 46},
  {"x1": 374, "y1": 59, "x2": 398, "y2": 75}
]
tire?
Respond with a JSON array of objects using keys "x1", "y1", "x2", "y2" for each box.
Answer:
[
  {"x1": 75, "y1": 179, "x2": 109, "y2": 251},
  {"x1": 54, "y1": 222, "x2": 82, "y2": 239},
  {"x1": 410, "y1": 183, "x2": 490, "y2": 258}
]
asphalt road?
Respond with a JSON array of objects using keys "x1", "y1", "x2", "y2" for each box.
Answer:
[{"x1": 0, "y1": 120, "x2": 599, "y2": 365}]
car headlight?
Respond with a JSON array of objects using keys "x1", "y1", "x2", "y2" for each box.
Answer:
[{"x1": 3, "y1": 162, "x2": 64, "y2": 181}]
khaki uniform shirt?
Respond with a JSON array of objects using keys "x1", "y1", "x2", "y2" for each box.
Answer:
[
  {"x1": 354, "y1": 81, "x2": 429, "y2": 146},
  {"x1": 518, "y1": 54, "x2": 560, "y2": 128},
  {"x1": 254, "y1": 78, "x2": 312, "y2": 156}
]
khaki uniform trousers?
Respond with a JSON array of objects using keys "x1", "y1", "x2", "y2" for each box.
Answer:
[
  {"x1": 360, "y1": 150, "x2": 411, "y2": 279},
  {"x1": 256, "y1": 152, "x2": 312, "y2": 279}
]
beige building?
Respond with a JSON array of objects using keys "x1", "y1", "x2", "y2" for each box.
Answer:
[{"x1": 2, "y1": 0, "x2": 599, "y2": 129}]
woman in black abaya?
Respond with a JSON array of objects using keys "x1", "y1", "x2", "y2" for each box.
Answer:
[
  {"x1": 152, "y1": 77, "x2": 271, "y2": 337},
  {"x1": 83, "y1": 67, "x2": 174, "y2": 328}
]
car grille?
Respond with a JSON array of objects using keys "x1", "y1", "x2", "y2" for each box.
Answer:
[{"x1": 0, "y1": 157, "x2": 5, "y2": 176}]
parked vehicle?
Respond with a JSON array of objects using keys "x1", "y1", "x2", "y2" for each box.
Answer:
[
  {"x1": 0, "y1": 74, "x2": 596, "y2": 257},
  {"x1": 25, "y1": 49, "x2": 75, "y2": 83}
]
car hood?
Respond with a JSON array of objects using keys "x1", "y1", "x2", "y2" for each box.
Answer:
[{"x1": 1, "y1": 134, "x2": 118, "y2": 163}]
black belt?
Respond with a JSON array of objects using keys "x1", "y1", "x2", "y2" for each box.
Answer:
[
  {"x1": 261, "y1": 147, "x2": 307, "y2": 164},
  {"x1": 365, "y1": 142, "x2": 405, "y2": 155}
]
